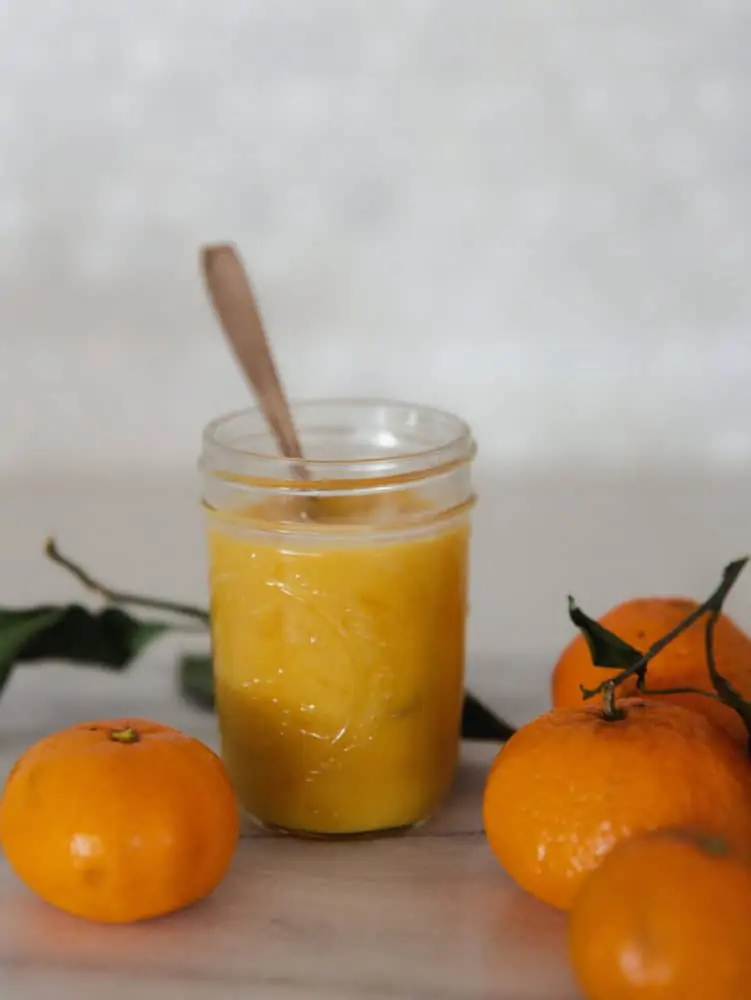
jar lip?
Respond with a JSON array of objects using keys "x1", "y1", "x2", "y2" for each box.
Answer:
[{"x1": 200, "y1": 396, "x2": 475, "y2": 484}]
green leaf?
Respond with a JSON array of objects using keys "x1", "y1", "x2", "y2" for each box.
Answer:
[
  {"x1": 0, "y1": 607, "x2": 67, "y2": 694},
  {"x1": 567, "y1": 596, "x2": 645, "y2": 671},
  {"x1": 179, "y1": 653, "x2": 215, "y2": 710},
  {"x1": 0, "y1": 604, "x2": 174, "y2": 692},
  {"x1": 178, "y1": 653, "x2": 516, "y2": 742},
  {"x1": 460, "y1": 691, "x2": 516, "y2": 742}
]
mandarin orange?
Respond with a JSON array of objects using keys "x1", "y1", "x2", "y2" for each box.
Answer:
[
  {"x1": 483, "y1": 698, "x2": 751, "y2": 910},
  {"x1": 0, "y1": 718, "x2": 240, "y2": 923},
  {"x1": 568, "y1": 827, "x2": 751, "y2": 999}
]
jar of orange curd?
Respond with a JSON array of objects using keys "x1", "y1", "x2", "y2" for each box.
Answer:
[{"x1": 199, "y1": 399, "x2": 476, "y2": 837}]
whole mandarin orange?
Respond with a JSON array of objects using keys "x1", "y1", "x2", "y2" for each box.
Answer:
[
  {"x1": 568, "y1": 827, "x2": 751, "y2": 1000},
  {"x1": 551, "y1": 597, "x2": 751, "y2": 745},
  {"x1": 482, "y1": 698, "x2": 751, "y2": 910},
  {"x1": 0, "y1": 718, "x2": 240, "y2": 923}
]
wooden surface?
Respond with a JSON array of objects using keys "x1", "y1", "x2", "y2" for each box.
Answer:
[
  {"x1": 2, "y1": 470, "x2": 751, "y2": 998},
  {"x1": 0, "y1": 729, "x2": 577, "y2": 999}
]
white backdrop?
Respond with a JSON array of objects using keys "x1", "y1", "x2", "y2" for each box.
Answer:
[{"x1": 2, "y1": 0, "x2": 750, "y2": 478}]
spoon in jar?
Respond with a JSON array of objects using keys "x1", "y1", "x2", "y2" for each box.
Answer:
[{"x1": 200, "y1": 242, "x2": 315, "y2": 517}]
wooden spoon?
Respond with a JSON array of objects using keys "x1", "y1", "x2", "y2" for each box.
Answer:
[{"x1": 200, "y1": 242, "x2": 315, "y2": 517}]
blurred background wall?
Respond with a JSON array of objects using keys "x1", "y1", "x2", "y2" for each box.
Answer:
[{"x1": 1, "y1": 0, "x2": 750, "y2": 479}]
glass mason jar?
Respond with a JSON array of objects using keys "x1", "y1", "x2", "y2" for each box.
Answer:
[{"x1": 199, "y1": 399, "x2": 477, "y2": 838}]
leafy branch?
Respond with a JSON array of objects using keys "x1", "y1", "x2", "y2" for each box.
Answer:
[
  {"x1": 45, "y1": 538, "x2": 209, "y2": 625},
  {"x1": 570, "y1": 556, "x2": 751, "y2": 741},
  {"x1": 574, "y1": 557, "x2": 748, "y2": 700}
]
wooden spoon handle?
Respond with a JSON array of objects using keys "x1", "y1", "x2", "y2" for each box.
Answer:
[{"x1": 200, "y1": 243, "x2": 306, "y2": 466}]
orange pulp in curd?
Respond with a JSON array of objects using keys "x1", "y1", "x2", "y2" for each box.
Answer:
[{"x1": 206, "y1": 492, "x2": 470, "y2": 835}]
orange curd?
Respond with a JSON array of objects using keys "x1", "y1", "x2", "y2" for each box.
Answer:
[{"x1": 200, "y1": 400, "x2": 476, "y2": 837}]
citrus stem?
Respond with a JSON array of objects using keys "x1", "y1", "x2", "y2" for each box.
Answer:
[
  {"x1": 704, "y1": 604, "x2": 751, "y2": 749},
  {"x1": 109, "y1": 727, "x2": 140, "y2": 744},
  {"x1": 601, "y1": 682, "x2": 625, "y2": 721},
  {"x1": 45, "y1": 537, "x2": 210, "y2": 626},
  {"x1": 637, "y1": 684, "x2": 721, "y2": 700}
]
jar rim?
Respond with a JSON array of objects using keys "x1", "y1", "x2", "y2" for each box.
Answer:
[{"x1": 200, "y1": 396, "x2": 475, "y2": 486}]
